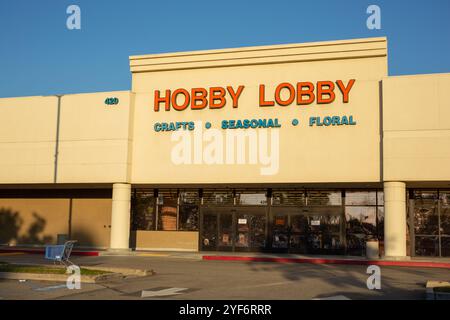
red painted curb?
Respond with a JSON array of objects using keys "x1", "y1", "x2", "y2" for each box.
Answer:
[
  {"x1": 0, "y1": 248, "x2": 99, "y2": 257},
  {"x1": 202, "y1": 255, "x2": 450, "y2": 269}
]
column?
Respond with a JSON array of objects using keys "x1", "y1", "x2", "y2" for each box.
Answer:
[
  {"x1": 383, "y1": 181, "x2": 408, "y2": 259},
  {"x1": 109, "y1": 183, "x2": 131, "y2": 251}
]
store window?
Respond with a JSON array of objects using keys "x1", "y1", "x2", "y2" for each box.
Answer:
[
  {"x1": 131, "y1": 190, "x2": 156, "y2": 231},
  {"x1": 345, "y1": 190, "x2": 384, "y2": 256},
  {"x1": 272, "y1": 190, "x2": 306, "y2": 206},
  {"x1": 178, "y1": 191, "x2": 200, "y2": 231},
  {"x1": 157, "y1": 190, "x2": 178, "y2": 231},
  {"x1": 133, "y1": 189, "x2": 200, "y2": 232},
  {"x1": 202, "y1": 189, "x2": 234, "y2": 206},
  {"x1": 345, "y1": 191, "x2": 376, "y2": 206},
  {"x1": 413, "y1": 191, "x2": 439, "y2": 256},
  {"x1": 307, "y1": 190, "x2": 341, "y2": 206},
  {"x1": 441, "y1": 192, "x2": 450, "y2": 256},
  {"x1": 413, "y1": 190, "x2": 450, "y2": 257},
  {"x1": 235, "y1": 190, "x2": 267, "y2": 205}
]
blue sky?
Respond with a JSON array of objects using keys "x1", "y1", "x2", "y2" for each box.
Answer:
[{"x1": 0, "y1": 0, "x2": 449, "y2": 97}]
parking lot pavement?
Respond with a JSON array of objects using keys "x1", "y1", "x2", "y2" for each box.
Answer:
[{"x1": 0, "y1": 253, "x2": 449, "y2": 300}]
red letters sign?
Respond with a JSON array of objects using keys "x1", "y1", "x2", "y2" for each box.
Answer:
[{"x1": 153, "y1": 80, "x2": 355, "y2": 111}]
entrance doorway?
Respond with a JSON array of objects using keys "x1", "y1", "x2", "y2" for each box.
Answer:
[
  {"x1": 270, "y1": 206, "x2": 344, "y2": 254},
  {"x1": 200, "y1": 206, "x2": 267, "y2": 252},
  {"x1": 200, "y1": 205, "x2": 344, "y2": 254}
]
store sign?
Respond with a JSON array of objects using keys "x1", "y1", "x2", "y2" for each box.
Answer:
[
  {"x1": 153, "y1": 80, "x2": 355, "y2": 111},
  {"x1": 148, "y1": 79, "x2": 361, "y2": 177},
  {"x1": 238, "y1": 219, "x2": 247, "y2": 224}
]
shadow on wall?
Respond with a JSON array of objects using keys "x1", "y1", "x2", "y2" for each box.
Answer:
[
  {"x1": 0, "y1": 207, "x2": 101, "y2": 248},
  {"x1": 0, "y1": 208, "x2": 53, "y2": 245},
  {"x1": 70, "y1": 229, "x2": 101, "y2": 249}
]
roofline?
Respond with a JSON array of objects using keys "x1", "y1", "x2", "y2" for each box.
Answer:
[{"x1": 129, "y1": 37, "x2": 387, "y2": 73}]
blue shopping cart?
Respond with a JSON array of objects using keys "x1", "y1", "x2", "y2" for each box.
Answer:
[{"x1": 44, "y1": 240, "x2": 77, "y2": 267}]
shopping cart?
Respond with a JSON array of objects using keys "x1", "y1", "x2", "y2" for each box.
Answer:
[{"x1": 44, "y1": 240, "x2": 77, "y2": 267}]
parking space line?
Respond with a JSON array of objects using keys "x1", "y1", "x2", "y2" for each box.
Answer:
[{"x1": 34, "y1": 284, "x2": 68, "y2": 292}]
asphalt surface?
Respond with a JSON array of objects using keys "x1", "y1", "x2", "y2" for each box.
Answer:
[{"x1": 0, "y1": 253, "x2": 448, "y2": 300}]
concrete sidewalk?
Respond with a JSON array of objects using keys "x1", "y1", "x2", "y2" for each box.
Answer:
[
  {"x1": 2, "y1": 247, "x2": 450, "y2": 269},
  {"x1": 101, "y1": 250, "x2": 450, "y2": 269}
]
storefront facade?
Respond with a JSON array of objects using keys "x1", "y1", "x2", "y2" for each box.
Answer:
[
  {"x1": 132, "y1": 188, "x2": 385, "y2": 256},
  {"x1": 0, "y1": 37, "x2": 449, "y2": 258}
]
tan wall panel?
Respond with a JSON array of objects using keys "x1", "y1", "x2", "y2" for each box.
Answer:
[
  {"x1": 383, "y1": 74, "x2": 450, "y2": 181},
  {"x1": 0, "y1": 96, "x2": 58, "y2": 142},
  {"x1": 57, "y1": 141, "x2": 129, "y2": 183},
  {"x1": 70, "y1": 198, "x2": 112, "y2": 248},
  {"x1": 0, "y1": 199, "x2": 70, "y2": 245},
  {"x1": 0, "y1": 96, "x2": 57, "y2": 183},
  {"x1": 135, "y1": 231, "x2": 199, "y2": 251},
  {"x1": 0, "y1": 143, "x2": 55, "y2": 183},
  {"x1": 57, "y1": 91, "x2": 132, "y2": 183}
]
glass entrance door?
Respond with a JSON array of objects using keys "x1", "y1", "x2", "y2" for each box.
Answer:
[
  {"x1": 217, "y1": 210, "x2": 233, "y2": 251},
  {"x1": 200, "y1": 207, "x2": 267, "y2": 252},
  {"x1": 307, "y1": 209, "x2": 343, "y2": 254},
  {"x1": 234, "y1": 207, "x2": 267, "y2": 251},
  {"x1": 200, "y1": 207, "x2": 234, "y2": 251},
  {"x1": 271, "y1": 206, "x2": 344, "y2": 254}
]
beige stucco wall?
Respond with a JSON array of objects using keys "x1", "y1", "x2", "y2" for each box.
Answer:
[
  {"x1": 70, "y1": 198, "x2": 112, "y2": 248},
  {"x1": 130, "y1": 37, "x2": 387, "y2": 184},
  {"x1": 0, "y1": 197, "x2": 112, "y2": 248},
  {"x1": 57, "y1": 91, "x2": 132, "y2": 183},
  {"x1": 0, "y1": 198, "x2": 70, "y2": 245},
  {"x1": 0, "y1": 91, "x2": 132, "y2": 184},
  {"x1": 383, "y1": 73, "x2": 450, "y2": 182},
  {"x1": 0, "y1": 96, "x2": 58, "y2": 183}
]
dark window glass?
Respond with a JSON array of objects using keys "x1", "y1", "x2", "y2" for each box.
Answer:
[
  {"x1": 272, "y1": 190, "x2": 306, "y2": 206},
  {"x1": 441, "y1": 236, "x2": 450, "y2": 257},
  {"x1": 440, "y1": 192, "x2": 450, "y2": 236},
  {"x1": 377, "y1": 191, "x2": 384, "y2": 206},
  {"x1": 415, "y1": 236, "x2": 439, "y2": 256},
  {"x1": 441, "y1": 207, "x2": 450, "y2": 236},
  {"x1": 179, "y1": 204, "x2": 199, "y2": 231},
  {"x1": 177, "y1": 190, "x2": 199, "y2": 231},
  {"x1": 179, "y1": 191, "x2": 199, "y2": 205},
  {"x1": 203, "y1": 190, "x2": 234, "y2": 206},
  {"x1": 307, "y1": 190, "x2": 341, "y2": 206},
  {"x1": 218, "y1": 214, "x2": 233, "y2": 247},
  {"x1": 272, "y1": 214, "x2": 289, "y2": 249},
  {"x1": 345, "y1": 207, "x2": 377, "y2": 235},
  {"x1": 414, "y1": 190, "x2": 438, "y2": 201},
  {"x1": 201, "y1": 213, "x2": 217, "y2": 250},
  {"x1": 291, "y1": 215, "x2": 309, "y2": 234},
  {"x1": 235, "y1": 211, "x2": 266, "y2": 248},
  {"x1": 413, "y1": 190, "x2": 450, "y2": 257},
  {"x1": 157, "y1": 190, "x2": 178, "y2": 231},
  {"x1": 440, "y1": 192, "x2": 450, "y2": 207},
  {"x1": 308, "y1": 214, "x2": 342, "y2": 252},
  {"x1": 414, "y1": 191, "x2": 438, "y2": 235},
  {"x1": 132, "y1": 191, "x2": 156, "y2": 231},
  {"x1": 345, "y1": 206, "x2": 377, "y2": 255},
  {"x1": 315, "y1": 214, "x2": 341, "y2": 234},
  {"x1": 345, "y1": 191, "x2": 376, "y2": 206},
  {"x1": 377, "y1": 207, "x2": 384, "y2": 239}
]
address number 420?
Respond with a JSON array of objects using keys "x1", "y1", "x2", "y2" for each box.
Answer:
[{"x1": 105, "y1": 97, "x2": 119, "y2": 105}]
